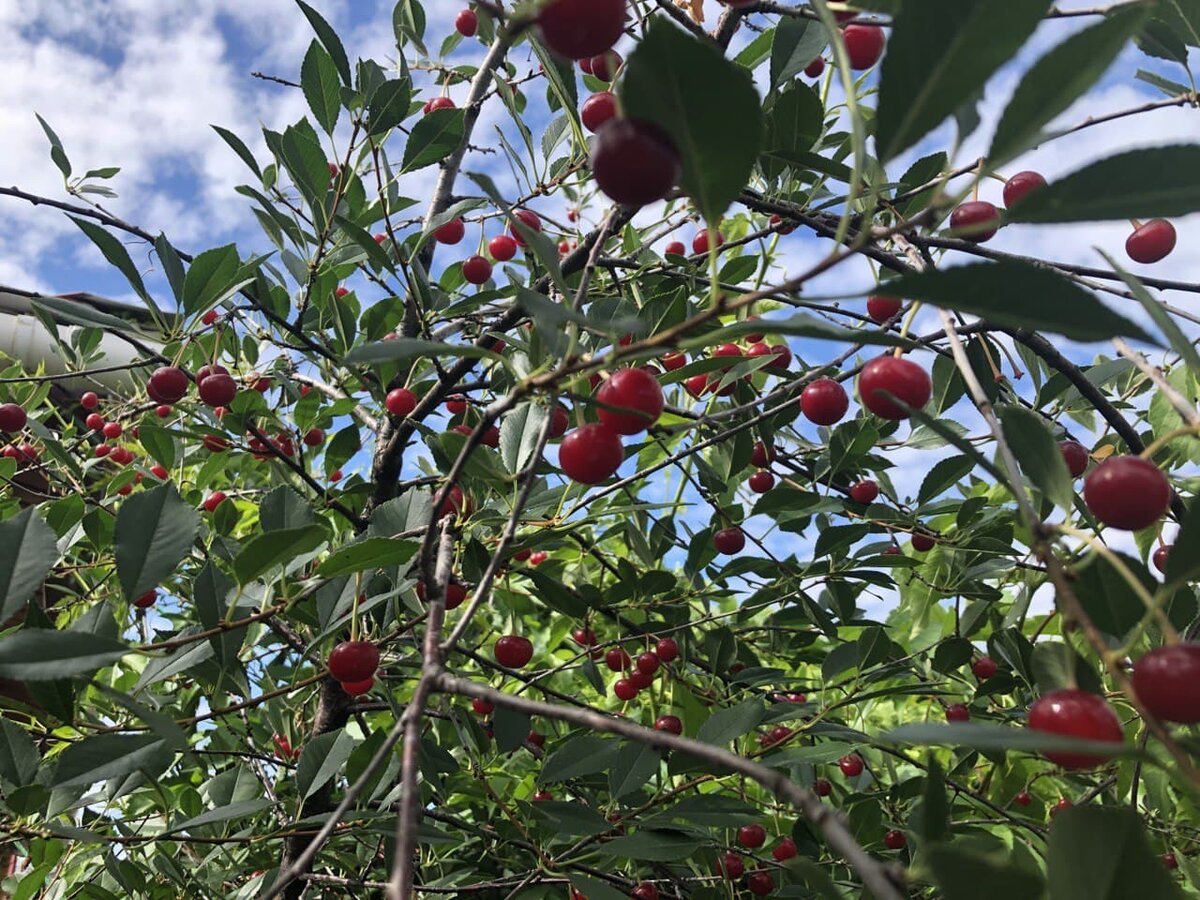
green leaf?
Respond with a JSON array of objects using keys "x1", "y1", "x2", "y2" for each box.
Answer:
[
  {"x1": 296, "y1": 730, "x2": 358, "y2": 801},
  {"x1": 367, "y1": 78, "x2": 412, "y2": 136},
  {"x1": 301, "y1": 40, "x2": 342, "y2": 134},
  {"x1": 166, "y1": 799, "x2": 273, "y2": 835},
  {"x1": 1047, "y1": 806, "x2": 1182, "y2": 899},
  {"x1": 0, "y1": 508, "x2": 59, "y2": 622},
  {"x1": 533, "y1": 803, "x2": 613, "y2": 838},
  {"x1": 762, "y1": 84, "x2": 824, "y2": 182},
  {"x1": 0, "y1": 719, "x2": 40, "y2": 786},
  {"x1": 401, "y1": 107, "x2": 465, "y2": 172},
  {"x1": 620, "y1": 17, "x2": 763, "y2": 221},
  {"x1": 260, "y1": 486, "x2": 315, "y2": 532},
  {"x1": 36, "y1": 112, "x2": 71, "y2": 179},
  {"x1": 876, "y1": 0, "x2": 1052, "y2": 160},
  {"x1": 180, "y1": 245, "x2": 241, "y2": 317},
  {"x1": 567, "y1": 875, "x2": 628, "y2": 900},
  {"x1": 770, "y1": 17, "x2": 828, "y2": 89},
  {"x1": 369, "y1": 492, "x2": 432, "y2": 537},
  {"x1": 30, "y1": 294, "x2": 140, "y2": 333},
  {"x1": 921, "y1": 756, "x2": 950, "y2": 842},
  {"x1": 69, "y1": 218, "x2": 158, "y2": 317},
  {"x1": 346, "y1": 338, "x2": 502, "y2": 365},
  {"x1": 917, "y1": 454, "x2": 974, "y2": 506},
  {"x1": 1099, "y1": 249, "x2": 1200, "y2": 376},
  {"x1": 1074, "y1": 551, "x2": 1173, "y2": 639},
  {"x1": 51, "y1": 734, "x2": 171, "y2": 788},
  {"x1": 596, "y1": 829, "x2": 702, "y2": 861},
  {"x1": 989, "y1": 7, "x2": 1147, "y2": 163},
  {"x1": 232, "y1": 525, "x2": 326, "y2": 585},
  {"x1": 294, "y1": 0, "x2": 352, "y2": 86},
  {"x1": 998, "y1": 405, "x2": 1074, "y2": 510},
  {"x1": 317, "y1": 536, "x2": 418, "y2": 577},
  {"x1": 1008, "y1": 145, "x2": 1200, "y2": 222},
  {"x1": 1031, "y1": 642, "x2": 1103, "y2": 696},
  {"x1": 885, "y1": 722, "x2": 1139, "y2": 760},
  {"x1": 211, "y1": 125, "x2": 261, "y2": 177},
  {"x1": 683, "y1": 312, "x2": 909, "y2": 350},
  {"x1": 930, "y1": 844, "x2": 1046, "y2": 900},
  {"x1": 696, "y1": 698, "x2": 764, "y2": 747},
  {"x1": 114, "y1": 484, "x2": 201, "y2": 602},
  {"x1": 493, "y1": 705, "x2": 531, "y2": 753},
  {"x1": 500, "y1": 404, "x2": 548, "y2": 474},
  {"x1": 874, "y1": 261, "x2": 1156, "y2": 344},
  {"x1": 0, "y1": 629, "x2": 128, "y2": 681},
  {"x1": 609, "y1": 741, "x2": 661, "y2": 798},
  {"x1": 541, "y1": 735, "x2": 617, "y2": 783}
]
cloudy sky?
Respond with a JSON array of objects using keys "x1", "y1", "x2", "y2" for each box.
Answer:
[{"x1": 1, "y1": 0, "x2": 1194, "y2": 600}]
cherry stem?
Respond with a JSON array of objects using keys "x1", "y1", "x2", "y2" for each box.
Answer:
[{"x1": 892, "y1": 302, "x2": 921, "y2": 357}]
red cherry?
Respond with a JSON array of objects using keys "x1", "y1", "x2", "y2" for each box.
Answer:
[
  {"x1": 858, "y1": 356, "x2": 931, "y2": 420},
  {"x1": 559, "y1": 424, "x2": 624, "y2": 484},
  {"x1": 198, "y1": 373, "x2": 237, "y2": 407},
  {"x1": 334, "y1": 286, "x2": 349, "y2": 300},
  {"x1": 455, "y1": 8, "x2": 478, "y2": 36},
  {"x1": 883, "y1": 829, "x2": 907, "y2": 850},
  {"x1": 591, "y1": 118, "x2": 680, "y2": 207},
  {"x1": 814, "y1": 777, "x2": 832, "y2": 796},
  {"x1": 481, "y1": 425, "x2": 500, "y2": 448},
  {"x1": 589, "y1": 50, "x2": 623, "y2": 81},
  {"x1": 596, "y1": 368, "x2": 664, "y2": 435},
  {"x1": 149, "y1": 464, "x2": 169, "y2": 480},
  {"x1": 202, "y1": 434, "x2": 228, "y2": 453},
  {"x1": 148, "y1": 367, "x2": 189, "y2": 404},
  {"x1": 134, "y1": 589, "x2": 157, "y2": 609},
  {"x1": 581, "y1": 91, "x2": 617, "y2": 133},
  {"x1": 1015, "y1": 791, "x2": 1032, "y2": 807},
  {"x1": 527, "y1": 730, "x2": 545, "y2": 747},
  {"x1": 102, "y1": 421, "x2": 122, "y2": 439},
  {"x1": 629, "y1": 668, "x2": 653, "y2": 690},
  {"x1": 330, "y1": 469, "x2": 343, "y2": 482},
  {"x1": 489, "y1": 234, "x2": 518, "y2": 262},
  {"x1": 769, "y1": 214, "x2": 796, "y2": 235},
  {"x1": 972, "y1": 656, "x2": 998, "y2": 679},
  {"x1": 605, "y1": 646, "x2": 632, "y2": 672},
  {"x1": 946, "y1": 703, "x2": 970, "y2": 722},
  {"x1": 714, "y1": 851, "x2": 745, "y2": 879},
  {"x1": 750, "y1": 442, "x2": 773, "y2": 469},
  {"x1": 693, "y1": 230, "x2": 724, "y2": 254},
  {"x1": 80, "y1": 391, "x2": 99, "y2": 410},
  {"x1": 196, "y1": 364, "x2": 228, "y2": 383},
  {"x1": 303, "y1": 428, "x2": 325, "y2": 447},
  {"x1": 713, "y1": 526, "x2": 745, "y2": 555},
  {"x1": 94, "y1": 444, "x2": 110, "y2": 458},
  {"x1": 1051, "y1": 797, "x2": 1073, "y2": 817},
  {"x1": 630, "y1": 883, "x2": 659, "y2": 900},
  {"x1": 770, "y1": 344, "x2": 793, "y2": 370},
  {"x1": 1083, "y1": 455, "x2": 1170, "y2": 530},
  {"x1": 867, "y1": 294, "x2": 902, "y2": 323},
  {"x1": 1153, "y1": 544, "x2": 1171, "y2": 574},
  {"x1": 537, "y1": 0, "x2": 626, "y2": 60},
  {"x1": 202, "y1": 491, "x2": 227, "y2": 512},
  {"x1": 772, "y1": 836, "x2": 798, "y2": 861},
  {"x1": 1126, "y1": 219, "x2": 1177, "y2": 264},
  {"x1": 425, "y1": 96, "x2": 456, "y2": 114},
  {"x1": 747, "y1": 870, "x2": 774, "y2": 896},
  {"x1": 654, "y1": 714, "x2": 683, "y2": 735},
  {"x1": 529, "y1": 550, "x2": 548, "y2": 565},
  {"x1": 385, "y1": 388, "x2": 417, "y2": 418},
  {"x1": 654, "y1": 637, "x2": 678, "y2": 662},
  {"x1": 85, "y1": 413, "x2": 105, "y2": 431},
  {"x1": 805, "y1": 56, "x2": 826, "y2": 77},
  {"x1": 463, "y1": 255, "x2": 493, "y2": 285},
  {"x1": 949, "y1": 200, "x2": 1001, "y2": 243},
  {"x1": 748, "y1": 470, "x2": 775, "y2": 493},
  {"x1": 1003, "y1": 170, "x2": 1047, "y2": 208},
  {"x1": 509, "y1": 209, "x2": 542, "y2": 246},
  {"x1": 664, "y1": 241, "x2": 686, "y2": 257},
  {"x1": 912, "y1": 531, "x2": 936, "y2": 552},
  {"x1": 531, "y1": 790, "x2": 553, "y2": 802},
  {"x1": 1132, "y1": 644, "x2": 1200, "y2": 724},
  {"x1": 1060, "y1": 440, "x2": 1089, "y2": 478},
  {"x1": 635, "y1": 652, "x2": 660, "y2": 676},
  {"x1": 1028, "y1": 688, "x2": 1124, "y2": 769},
  {"x1": 328, "y1": 640, "x2": 380, "y2": 683},
  {"x1": 613, "y1": 677, "x2": 639, "y2": 701},
  {"x1": 842, "y1": 24, "x2": 885, "y2": 69},
  {"x1": 572, "y1": 627, "x2": 598, "y2": 648},
  {"x1": 738, "y1": 824, "x2": 766, "y2": 849},
  {"x1": 434, "y1": 218, "x2": 466, "y2": 245},
  {"x1": 839, "y1": 754, "x2": 864, "y2": 777},
  {"x1": 494, "y1": 635, "x2": 534, "y2": 669},
  {"x1": 849, "y1": 480, "x2": 878, "y2": 504},
  {"x1": 341, "y1": 676, "x2": 374, "y2": 696},
  {"x1": 800, "y1": 378, "x2": 849, "y2": 426},
  {"x1": 1163, "y1": 853, "x2": 1179, "y2": 870}
]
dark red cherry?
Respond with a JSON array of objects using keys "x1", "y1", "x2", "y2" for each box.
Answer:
[
  {"x1": 655, "y1": 637, "x2": 678, "y2": 662},
  {"x1": 772, "y1": 837, "x2": 798, "y2": 861},
  {"x1": 0, "y1": 403, "x2": 27, "y2": 434},
  {"x1": 1131, "y1": 644, "x2": 1200, "y2": 724},
  {"x1": 1152, "y1": 544, "x2": 1171, "y2": 574},
  {"x1": 1126, "y1": 219, "x2": 1176, "y2": 264},
  {"x1": 509, "y1": 209, "x2": 542, "y2": 247},
  {"x1": 613, "y1": 677, "x2": 639, "y2": 701},
  {"x1": 148, "y1": 367, "x2": 189, "y2": 404},
  {"x1": 1059, "y1": 440, "x2": 1089, "y2": 478},
  {"x1": 867, "y1": 294, "x2": 902, "y2": 323},
  {"x1": 800, "y1": 378, "x2": 849, "y2": 426},
  {"x1": 751, "y1": 441, "x2": 773, "y2": 468},
  {"x1": 386, "y1": 388, "x2": 418, "y2": 417},
  {"x1": 434, "y1": 218, "x2": 466, "y2": 245},
  {"x1": 581, "y1": 91, "x2": 617, "y2": 133},
  {"x1": 747, "y1": 870, "x2": 774, "y2": 896},
  {"x1": 911, "y1": 531, "x2": 936, "y2": 552},
  {"x1": 849, "y1": 480, "x2": 878, "y2": 504},
  {"x1": 591, "y1": 118, "x2": 681, "y2": 207},
  {"x1": 1014, "y1": 791, "x2": 1032, "y2": 807},
  {"x1": 883, "y1": 829, "x2": 907, "y2": 850},
  {"x1": 945, "y1": 703, "x2": 970, "y2": 722},
  {"x1": 605, "y1": 646, "x2": 632, "y2": 671},
  {"x1": 630, "y1": 883, "x2": 659, "y2": 900},
  {"x1": 737, "y1": 824, "x2": 766, "y2": 849},
  {"x1": 949, "y1": 200, "x2": 1001, "y2": 243},
  {"x1": 1003, "y1": 170, "x2": 1047, "y2": 208},
  {"x1": 463, "y1": 255, "x2": 493, "y2": 285},
  {"x1": 714, "y1": 852, "x2": 744, "y2": 880},
  {"x1": 559, "y1": 423, "x2": 623, "y2": 484},
  {"x1": 596, "y1": 368, "x2": 664, "y2": 435},
  {"x1": 494, "y1": 634, "x2": 534, "y2": 669},
  {"x1": 858, "y1": 356, "x2": 931, "y2": 420},
  {"x1": 589, "y1": 49, "x2": 623, "y2": 81},
  {"x1": 814, "y1": 777, "x2": 833, "y2": 796},
  {"x1": 713, "y1": 526, "x2": 745, "y2": 555},
  {"x1": 805, "y1": 56, "x2": 826, "y2": 77},
  {"x1": 1027, "y1": 688, "x2": 1124, "y2": 770},
  {"x1": 455, "y1": 8, "x2": 478, "y2": 36},
  {"x1": 972, "y1": 656, "x2": 998, "y2": 679},
  {"x1": 654, "y1": 714, "x2": 683, "y2": 735},
  {"x1": 748, "y1": 470, "x2": 775, "y2": 493},
  {"x1": 1083, "y1": 455, "x2": 1170, "y2": 531},
  {"x1": 328, "y1": 640, "x2": 380, "y2": 683},
  {"x1": 839, "y1": 753, "x2": 864, "y2": 777},
  {"x1": 537, "y1": 0, "x2": 626, "y2": 60},
  {"x1": 198, "y1": 373, "x2": 237, "y2": 407},
  {"x1": 489, "y1": 234, "x2": 517, "y2": 261}
]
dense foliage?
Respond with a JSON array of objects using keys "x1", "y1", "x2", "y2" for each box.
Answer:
[{"x1": 2, "y1": 1, "x2": 1200, "y2": 898}]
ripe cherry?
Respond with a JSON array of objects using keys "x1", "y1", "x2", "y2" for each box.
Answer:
[
  {"x1": 714, "y1": 852, "x2": 744, "y2": 880},
  {"x1": 605, "y1": 646, "x2": 632, "y2": 671},
  {"x1": 85, "y1": 413, "x2": 105, "y2": 431},
  {"x1": 613, "y1": 677, "x2": 639, "y2": 701},
  {"x1": 559, "y1": 424, "x2": 624, "y2": 484},
  {"x1": 424, "y1": 96, "x2": 455, "y2": 114},
  {"x1": 303, "y1": 428, "x2": 324, "y2": 447},
  {"x1": 102, "y1": 421, "x2": 122, "y2": 439},
  {"x1": 1028, "y1": 688, "x2": 1124, "y2": 769},
  {"x1": 384, "y1": 388, "x2": 417, "y2": 418},
  {"x1": 537, "y1": 0, "x2": 626, "y2": 60},
  {"x1": 1153, "y1": 544, "x2": 1171, "y2": 574},
  {"x1": 635, "y1": 652, "x2": 660, "y2": 676},
  {"x1": 693, "y1": 230, "x2": 724, "y2": 254},
  {"x1": 148, "y1": 367, "x2": 189, "y2": 404},
  {"x1": 202, "y1": 491, "x2": 227, "y2": 512},
  {"x1": 1126, "y1": 219, "x2": 1176, "y2": 264},
  {"x1": 946, "y1": 703, "x2": 970, "y2": 722},
  {"x1": 463, "y1": 255, "x2": 493, "y2": 285},
  {"x1": 972, "y1": 656, "x2": 998, "y2": 679},
  {"x1": 772, "y1": 836, "x2": 798, "y2": 861},
  {"x1": 509, "y1": 209, "x2": 542, "y2": 246},
  {"x1": 814, "y1": 777, "x2": 833, "y2": 796},
  {"x1": 751, "y1": 441, "x2": 773, "y2": 468},
  {"x1": 471, "y1": 698, "x2": 493, "y2": 716},
  {"x1": 489, "y1": 234, "x2": 518, "y2": 261},
  {"x1": 713, "y1": 526, "x2": 745, "y2": 555},
  {"x1": 1003, "y1": 170, "x2": 1047, "y2": 208},
  {"x1": 1051, "y1": 797, "x2": 1073, "y2": 817},
  {"x1": 527, "y1": 730, "x2": 545, "y2": 747},
  {"x1": 198, "y1": 373, "x2": 237, "y2": 407},
  {"x1": 1131, "y1": 644, "x2": 1200, "y2": 724},
  {"x1": 747, "y1": 870, "x2": 774, "y2": 896},
  {"x1": 800, "y1": 378, "x2": 849, "y2": 426},
  {"x1": 654, "y1": 714, "x2": 683, "y2": 735},
  {"x1": 630, "y1": 883, "x2": 659, "y2": 900},
  {"x1": 494, "y1": 635, "x2": 534, "y2": 669},
  {"x1": 1163, "y1": 853, "x2": 1179, "y2": 870},
  {"x1": 328, "y1": 640, "x2": 380, "y2": 683},
  {"x1": 342, "y1": 676, "x2": 374, "y2": 696},
  {"x1": 434, "y1": 218, "x2": 466, "y2": 245},
  {"x1": 1015, "y1": 791, "x2": 1032, "y2": 807},
  {"x1": 134, "y1": 590, "x2": 157, "y2": 609},
  {"x1": 949, "y1": 200, "x2": 1001, "y2": 243},
  {"x1": 912, "y1": 531, "x2": 936, "y2": 552},
  {"x1": 858, "y1": 356, "x2": 931, "y2": 420},
  {"x1": 805, "y1": 56, "x2": 826, "y2": 77},
  {"x1": 80, "y1": 391, "x2": 99, "y2": 410},
  {"x1": 737, "y1": 823, "x2": 766, "y2": 849},
  {"x1": 149, "y1": 464, "x2": 169, "y2": 480},
  {"x1": 664, "y1": 241, "x2": 686, "y2": 257},
  {"x1": 581, "y1": 91, "x2": 617, "y2": 133},
  {"x1": 769, "y1": 214, "x2": 795, "y2": 235},
  {"x1": 1083, "y1": 455, "x2": 1170, "y2": 530},
  {"x1": 591, "y1": 118, "x2": 681, "y2": 207},
  {"x1": 843, "y1": 24, "x2": 885, "y2": 69},
  {"x1": 596, "y1": 368, "x2": 664, "y2": 434},
  {"x1": 455, "y1": 8, "x2": 478, "y2": 36},
  {"x1": 589, "y1": 50, "x2": 622, "y2": 81},
  {"x1": 1059, "y1": 440, "x2": 1089, "y2": 478},
  {"x1": 629, "y1": 668, "x2": 653, "y2": 690},
  {"x1": 849, "y1": 480, "x2": 878, "y2": 504},
  {"x1": 867, "y1": 294, "x2": 902, "y2": 323},
  {"x1": 748, "y1": 470, "x2": 775, "y2": 493},
  {"x1": 201, "y1": 309, "x2": 220, "y2": 325},
  {"x1": 572, "y1": 627, "x2": 598, "y2": 649},
  {"x1": 839, "y1": 753, "x2": 864, "y2": 777},
  {"x1": 655, "y1": 637, "x2": 679, "y2": 662},
  {"x1": 884, "y1": 829, "x2": 907, "y2": 850}
]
